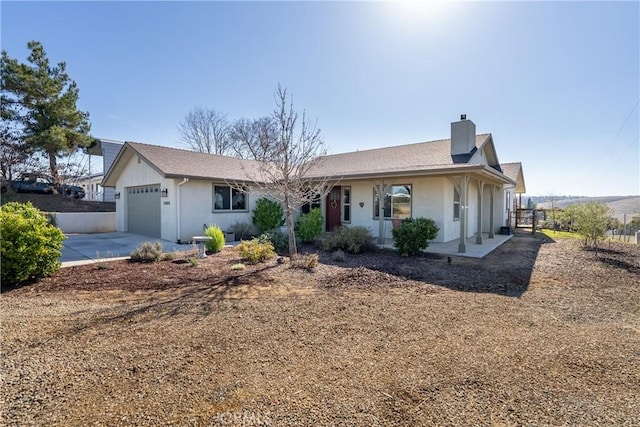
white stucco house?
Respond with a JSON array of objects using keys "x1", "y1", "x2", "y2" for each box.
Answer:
[{"x1": 102, "y1": 115, "x2": 526, "y2": 253}]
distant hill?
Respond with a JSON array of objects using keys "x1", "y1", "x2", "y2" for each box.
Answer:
[{"x1": 531, "y1": 195, "x2": 639, "y2": 221}]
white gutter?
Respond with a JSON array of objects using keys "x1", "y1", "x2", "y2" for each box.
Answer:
[{"x1": 176, "y1": 178, "x2": 189, "y2": 243}]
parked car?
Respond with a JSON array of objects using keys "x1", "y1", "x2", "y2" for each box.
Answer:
[
  {"x1": 11, "y1": 176, "x2": 55, "y2": 194},
  {"x1": 59, "y1": 184, "x2": 86, "y2": 199}
]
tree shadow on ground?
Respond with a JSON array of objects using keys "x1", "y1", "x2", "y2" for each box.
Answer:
[
  {"x1": 57, "y1": 263, "x2": 285, "y2": 337},
  {"x1": 581, "y1": 246, "x2": 640, "y2": 275}
]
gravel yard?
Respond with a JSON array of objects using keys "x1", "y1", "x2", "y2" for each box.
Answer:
[{"x1": 1, "y1": 235, "x2": 638, "y2": 426}]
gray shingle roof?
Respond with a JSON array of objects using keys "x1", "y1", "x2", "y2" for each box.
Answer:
[
  {"x1": 105, "y1": 133, "x2": 517, "y2": 187},
  {"x1": 305, "y1": 134, "x2": 492, "y2": 178},
  {"x1": 125, "y1": 142, "x2": 265, "y2": 182},
  {"x1": 500, "y1": 162, "x2": 526, "y2": 193}
]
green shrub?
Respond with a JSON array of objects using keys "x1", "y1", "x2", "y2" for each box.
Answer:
[
  {"x1": 291, "y1": 253, "x2": 319, "y2": 270},
  {"x1": 392, "y1": 217, "x2": 439, "y2": 256},
  {"x1": 252, "y1": 197, "x2": 285, "y2": 233},
  {"x1": 130, "y1": 241, "x2": 163, "y2": 263},
  {"x1": 229, "y1": 220, "x2": 258, "y2": 241},
  {"x1": 341, "y1": 225, "x2": 376, "y2": 253},
  {"x1": 204, "y1": 225, "x2": 225, "y2": 253},
  {"x1": 573, "y1": 201, "x2": 613, "y2": 248},
  {"x1": 1, "y1": 202, "x2": 65, "y2": 287},
  {"x1": 322, "y1": 225, "x2": 376, "y2": 254},
  {"x1": 331, "y1": 249, "x2": 347, "y2": 262},
  {"x1": 264, "y1": 228, "x2": 302, "y2": 255},
  {"x1": 237, "y1": 237, "x2": 276, "y2": 263},
  {"x1": 162, "y1": 251, "x2": 176, "y2": 261},
  {"x1": 296, "y1": 208, "x2": 324, "y2": 243}
]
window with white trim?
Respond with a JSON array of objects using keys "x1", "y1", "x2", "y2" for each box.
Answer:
[
  {"x1": 342, "y1": 187, "x2": 351, "y2": 222},
  {"x1": 213, "y1": 185, "x2": 247, "y2": 211},
  {"x1": 373, "y1": 185, "x2": 412, "y2": 219}
]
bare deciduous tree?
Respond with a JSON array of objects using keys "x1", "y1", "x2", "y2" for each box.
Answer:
[
  {"x1": 178, "y1": 107, "x2": 231, "y2": 155},
  {"x1": 545, "y1": 191, "x2": 559, "y2": 230},
  {"x1": 0, "y1": 125, "x2": 29, "y2": 182},
  {"x1": 232, "y1": 85, "x2": 332, "y2": 256},
  {"x1": 229, "y1": 116, "x2": 278, "y2": 160}
]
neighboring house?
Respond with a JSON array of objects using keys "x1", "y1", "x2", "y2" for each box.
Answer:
[
  {"x1": 76, "y1": 172, "x2": 105, "y2": 201},
  {"x1": 102, "y1": 116, "x2": 526, "y2": 253},
  {"x1": 83, "y1": 138, "x2": 125, "y2": 202}
]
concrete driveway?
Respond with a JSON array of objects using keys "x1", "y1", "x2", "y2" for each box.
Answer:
[{"x1": 61, "y1": 232, "x2": 190, "y2": 266}]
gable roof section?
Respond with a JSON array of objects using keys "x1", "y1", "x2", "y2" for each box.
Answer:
[
  {"x1": 102, "y1": 142, "x2": 264, "y2": 186},
  {"x1": 500, "y1": 162, "x2": 526, "y2": 193},
  {"x1": 306, "y1": 134, "x2": 494, "y2": 178}
]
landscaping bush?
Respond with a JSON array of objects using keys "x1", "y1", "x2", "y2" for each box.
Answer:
[
  {"x1": 322, "y1": 225, "x2": 376, "y2": 254},
  {"x1": 341, "y1": 225, "x2": 377, "y2": 253},
  {"x1": 237, "y1": 236, "x2": 276, "y2": 263},
  {"x1": 130, "y1": 241, "x2": 163, "y2": 263},
  {"x1": 291, "y1": 253, "x2": 319, "y2": 270},
  {"x1": 229, "y1": 220, "x2": 258, "y2": 241},
  {"x1": 573, "y1": 201, "x2": 613, "y2": 249},
  {"x1": 162, "y1": 251, "x2": 177, "y2": 261},
  {"x1": 264, "y1": 228, "x2": 302, "y2": 255},
  {"x1": 296, "y1": 208, "x2": 324, "y2": 243},
  {"x1": 331, "y1": 249, "x2": 347, "y2": 262},
  {"x1": 204, "y1": 225, "x2": 225, "y2": 253},
  {"x1": 392, "y1": 217, "x2": 439, "y2": 256},
  {"x1": 252, "y1": 197, "x2": 285, "y2": 233},
  {"x1": 1, "y1": 202, "x2": 65, "y2": 288}
]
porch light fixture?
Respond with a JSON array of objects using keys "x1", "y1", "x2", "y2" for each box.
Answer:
[
  {"x1": 114, "y1": 192, "x2": 120, "y2": 200},
  {"x1": 161, "y1": 188, "x2": 168, "y2": 197},
  {"x1": 359, "y1": 201, "x2": 365, "y2": 208}
]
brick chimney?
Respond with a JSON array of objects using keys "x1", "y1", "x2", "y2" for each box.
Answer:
[{"x1": 451, "y1": 114, "x2": 476, "y2": 155}]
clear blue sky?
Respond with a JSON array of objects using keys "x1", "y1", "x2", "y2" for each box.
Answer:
[{"x1": 2, "y1": 1, "x2": 638, "y2": 197}]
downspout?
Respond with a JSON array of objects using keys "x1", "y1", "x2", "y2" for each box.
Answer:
[{"x1": 176, "y1": 178, "x2": 189, "y2": 243}]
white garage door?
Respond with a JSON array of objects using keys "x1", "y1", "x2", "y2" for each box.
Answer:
[{"x1": 127, "y1": 185, "x2": 161, "y2": 238}]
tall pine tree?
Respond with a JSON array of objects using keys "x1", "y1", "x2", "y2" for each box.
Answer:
[{"x1": 1, "y1": 41, "x2": 92, "y2": 185}]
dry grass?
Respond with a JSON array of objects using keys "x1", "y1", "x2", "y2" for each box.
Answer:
[{"x1": 1, "y1": 236, "x2": 638, "y2": 426}]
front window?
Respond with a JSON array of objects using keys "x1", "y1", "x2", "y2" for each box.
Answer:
[
  {"x1": 342, "y1": 187, "x2": 351, "y2": 222},
  {"x1": 213, "y1": 185, "x2": 247, "y2": 211},
  {"x1": 373, "y1": 185, "x2": 412, "y2": 219},
  {"x1": 453, "y1": 186, "x2": 461, "y2": 221}
]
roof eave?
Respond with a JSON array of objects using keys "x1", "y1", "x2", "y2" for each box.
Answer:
[{"x1": 306, "y1": 164, "x2": 515, "y2": 184}]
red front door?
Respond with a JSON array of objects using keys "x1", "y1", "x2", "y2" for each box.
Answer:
[{"x1": 326, "y1": 186, "x2": 341, "y2": 231}]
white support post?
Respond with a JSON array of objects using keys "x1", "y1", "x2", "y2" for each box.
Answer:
[
  {"x1": 488, "y1": 185, "x2": 495, "y2": 238},
  {"x1": 458, "y1": 175, "x2": 468, "y2": 253},
  {"x1": 476, "y1": 180, "x2": 484, "y2": 244},
  {"x1": 373, "y1": 182, "x2": 390, "y2": 244}
]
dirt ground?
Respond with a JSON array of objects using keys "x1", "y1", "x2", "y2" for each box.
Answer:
[
  {"x1": 2, "y1": 192, "x2": 115, "y2": 213},
  {"x1": 1, "y1": 235, "x2": 639, "y2": 426}
]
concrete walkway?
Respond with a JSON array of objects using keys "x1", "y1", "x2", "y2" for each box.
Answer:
[
  {"x1": 378, "y1": 232, "x2": 513, "y2": 258},
  {"x1": 61, "y1": 232, "x2": 191, "y2": 267}
]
